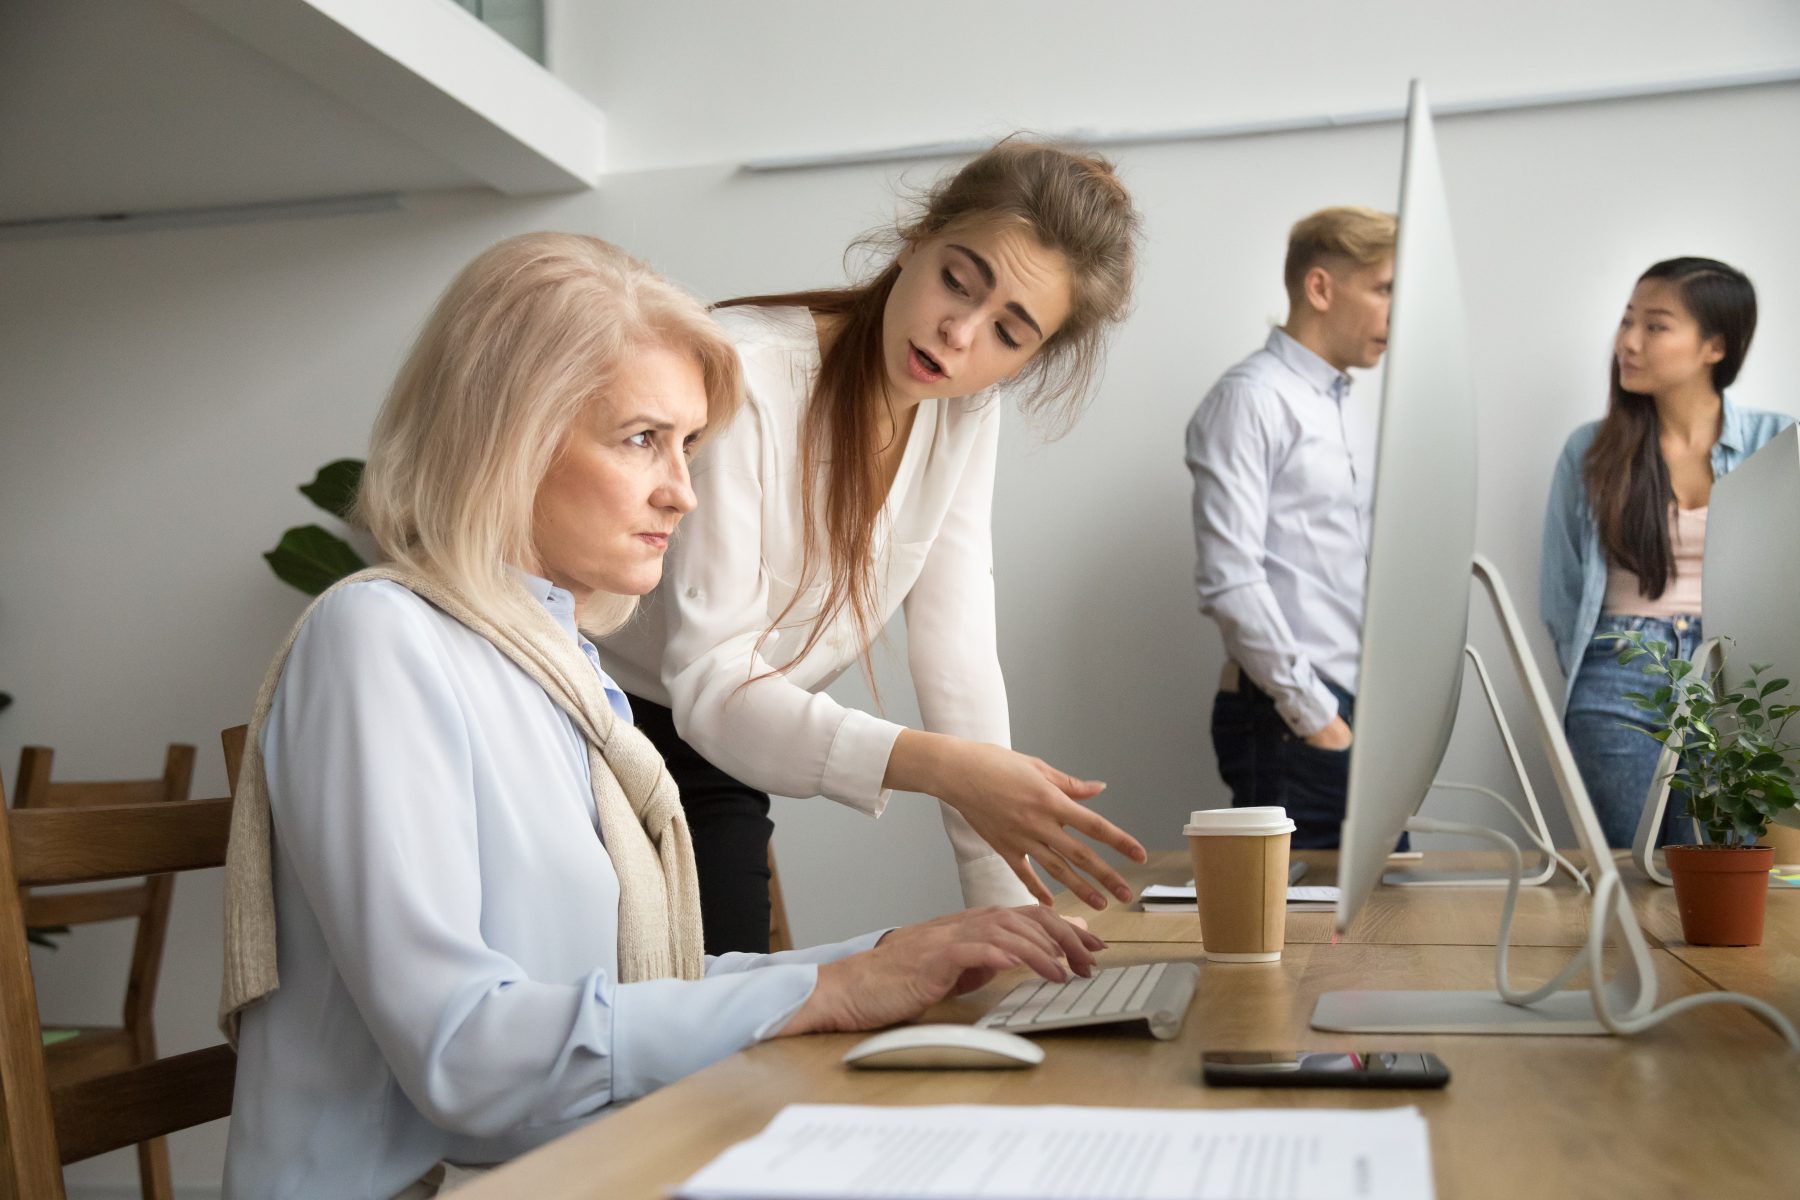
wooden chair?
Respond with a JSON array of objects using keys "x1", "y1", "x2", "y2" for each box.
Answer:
[
  {"x1": 12, "y1": 745, "x2": 198, "y2": 1200},
  {"x1": 767, "y1": 845, "x2": 794, "y2": 953},
  {"x1": 0, "y1": 766, "x2": 236, "y2": 1200}
]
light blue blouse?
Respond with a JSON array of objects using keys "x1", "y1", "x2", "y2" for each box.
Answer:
[
  {"x1": 223, "y1": 577, "x2": 881, "y2": 1200},
  {"x1": 1539, "y1": 396, "x2": 1794, "y2": 710}
]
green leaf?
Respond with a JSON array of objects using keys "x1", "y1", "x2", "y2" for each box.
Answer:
[
  {"x1": 298, "y1": 459, "x2": 365, "y2": 522},
  {"x1": 1762, "y1": 678, "x2": 1791, "y2": 698},
  {"x1": 265, "y1": 524, "x2": 367, "y2": 596}
]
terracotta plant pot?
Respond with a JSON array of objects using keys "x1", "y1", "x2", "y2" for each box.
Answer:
[{"x1": 1664, "y1": 844, "x2": 1774, "y2": 946}]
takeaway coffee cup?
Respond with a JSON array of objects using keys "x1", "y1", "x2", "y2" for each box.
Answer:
[{"x1": 1184, "y1": 806, "x2": 1296, "y2": 963}]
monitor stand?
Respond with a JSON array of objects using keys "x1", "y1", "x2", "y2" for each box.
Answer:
[
  {"x1": 1630, "y1": 637, "x2": 1719, "y2": 887},
  {"x1": 1382, "y1": 641, "x2": 1558, "y2": 888},
  {"x1": 1314, "y1": 556, "x2": 1660, "y2": 1037}
]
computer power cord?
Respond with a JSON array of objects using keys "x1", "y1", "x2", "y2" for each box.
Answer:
[
  {"x1": 1406, "y1": 815, "x2": 1800, "y2": 1050},
  {"x1": 1405, "y1": 816, "x2": 1586, "y2": 1005},
  {"x1": 1585, "y1": 872, "x2": 1800, "y2": 1052},
  {"x1": 1428, "y1": 780, "x2": 1592, "y2": 892}
]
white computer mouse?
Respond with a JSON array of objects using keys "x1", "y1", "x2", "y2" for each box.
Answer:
[{"x1": 843, "y1": 1023, "x2": 1044, "y2": 1070}]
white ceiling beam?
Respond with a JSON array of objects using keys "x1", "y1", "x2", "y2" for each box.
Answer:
[{"x1": 172, "y1": 0, "x2": 604, "y2": 194}]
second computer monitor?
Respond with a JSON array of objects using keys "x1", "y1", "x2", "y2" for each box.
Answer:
[{"x1": 1703, "y1": 423, "x2": 1800, "y2": 831}]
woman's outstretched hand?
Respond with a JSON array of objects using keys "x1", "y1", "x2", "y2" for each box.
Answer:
[
  {"x1": 886, "y1": 730, "x2": 1147, "y2": 909},
  {"x1": 778, "y1": 906, "x2": 1107, "y2": 1036}
]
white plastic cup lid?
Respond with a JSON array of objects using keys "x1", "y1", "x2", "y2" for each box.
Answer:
[{"x1": 1184, "y1": 806, "x2": 1297, "y2": 837}]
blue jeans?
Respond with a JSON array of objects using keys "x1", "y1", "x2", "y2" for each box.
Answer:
[
  {"x1": 1212, "y1": 672, "x2": 1359, "y2": 849},
  {"x1": 1564, "y1": 614, "x2": 1703, "y2": 849}
]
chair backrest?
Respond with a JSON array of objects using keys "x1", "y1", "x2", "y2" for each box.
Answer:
[
  {"x1": 0, "y1": 770, "x2": 236, "y2": 1199},
  {"x1": 14, "y1": 745, "x2": 195, "y2": 1035}
]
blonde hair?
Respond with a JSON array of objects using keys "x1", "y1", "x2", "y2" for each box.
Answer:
[
  {"x1": 358, "y1": 232, "x2": 742, "y2": 633},
  {"x1": 1283, "y1": 206, "x2": 1398, "y2": 301}
]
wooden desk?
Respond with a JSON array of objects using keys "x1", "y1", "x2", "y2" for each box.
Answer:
[
  {"x1": 459, "y1": 855, "x2": 1800, "y2": 1200},
  {"x1": 1064, "y1": 850, "x2": 1600, "y2": 949}
]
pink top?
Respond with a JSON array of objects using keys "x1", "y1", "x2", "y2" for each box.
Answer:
[{"x1": 1603, "y1": 505, "x2": 1706, "y2": 618}]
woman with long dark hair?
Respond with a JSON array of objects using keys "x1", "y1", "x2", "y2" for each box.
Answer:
[
  {"x1": 1541, "y1": 257, "x2": 1792, "y2": 846},
  {"x1": 604, "y1": 140, "x2": 1147, "y2": 951}
]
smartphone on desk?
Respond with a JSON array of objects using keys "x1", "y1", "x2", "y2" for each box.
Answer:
[{"x1": 1202, "y1": 1050, "x2": 1450, "y2": 1089}]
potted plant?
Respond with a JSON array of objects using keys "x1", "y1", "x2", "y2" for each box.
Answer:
[{"x1": 1606, "y1": 629, "x2": 1800, "y2": 945}]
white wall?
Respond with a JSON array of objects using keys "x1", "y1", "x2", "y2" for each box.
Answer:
[{"x1": 3, "y1": 4, "x2": 1798, "y2": 1192}]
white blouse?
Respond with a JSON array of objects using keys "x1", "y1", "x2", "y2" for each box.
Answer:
[
  {"x1": 603, "y1": 306, "x2": 1032, "y2": 909},
  {"x1": 223, "y1": 577, "x2": 881, "y2": 1200}
]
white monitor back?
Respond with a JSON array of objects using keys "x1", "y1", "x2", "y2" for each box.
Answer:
[
  {"x1": 1334, "y1": 81, "x2": 1481, "y2": 927},
  {"x1": 1703, "y1": 422, "x2": 1800, "y2": 829}
]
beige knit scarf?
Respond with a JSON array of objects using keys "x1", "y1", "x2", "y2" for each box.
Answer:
[{"x1": 219, "y1": 566, "x2": 705, "y2": 1043}]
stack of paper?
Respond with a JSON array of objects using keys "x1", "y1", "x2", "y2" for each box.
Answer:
[
  {"x1": 676, "y1": 1103, "x2": 1434, "y2": 1199},
  {"x1": 1140, "y1": 881, "x2": 1341, "y2": 913}
]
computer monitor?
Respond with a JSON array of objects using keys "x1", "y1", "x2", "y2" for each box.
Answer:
[
  {"x1": 1314, "y1": 81, "x2": 1661, "y2": 1035},
  {"x1": 1629, "y1": 424, "x2": 1800, "y2": 879},
  {"x1": 1329, "y1": 80, "x2": 1479, "y2": 922},
  {"x1": 1701, "y1": 422, "x2": 1800, "y2": 835}
]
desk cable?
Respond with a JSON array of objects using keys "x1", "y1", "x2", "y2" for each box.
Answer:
[
  {"x1": 1429, "y1": 781, "x2": 1591, "y2": 891},
  {"x1": 1585, "y1": 872, "x2": 1800, "y2": 1052},
  {"x1": 1406, "y1": 815, "x2": 1800, "y2": 1051}
]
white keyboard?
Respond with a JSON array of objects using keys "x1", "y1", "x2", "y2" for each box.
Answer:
[{"x1": 975, "y1": 961, "x2": 1199, "y2": 1040}]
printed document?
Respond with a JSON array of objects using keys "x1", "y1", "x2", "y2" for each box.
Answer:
[{"x1": 674, "y1": 1102, "x2": 1434, "y2": 1199}]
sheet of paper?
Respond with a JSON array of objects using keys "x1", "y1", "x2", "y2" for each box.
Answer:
[
  {"x1": 1139, "y1": 881, "x2": 1341, "y2": 910},
  {"x1": 675, "y1": 1103, "x2": 1434, "y2": 1200}
]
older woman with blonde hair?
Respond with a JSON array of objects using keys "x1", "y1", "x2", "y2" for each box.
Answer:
[{"x1": 219, "y1": 233, "x2": 1100, "y2": 1199}]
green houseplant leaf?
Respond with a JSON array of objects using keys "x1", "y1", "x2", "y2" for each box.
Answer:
[
  {"x1": 1599, "y1": 630, "x2": 1800, "y2": 846},
  {"x1": 265, "y1": 523, "x2": 367, "y2": 596},
  {"x1": 298, "y1": 458, "x2": 364, "y2": 521}
]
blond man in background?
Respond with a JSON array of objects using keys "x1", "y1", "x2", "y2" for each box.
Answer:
[{"x1": 1185, "y1": 207, "x2": 1397, "y2": 847}]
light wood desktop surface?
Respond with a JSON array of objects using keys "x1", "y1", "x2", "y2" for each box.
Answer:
[
  {"x1": 1065, "y1": 849, "x2": 1600, "y2": 948},
  {"x1": 458, "y1": 852, "x2": 1799, "y2": 1200}
]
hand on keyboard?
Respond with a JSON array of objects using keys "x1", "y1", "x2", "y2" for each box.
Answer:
[{"x1": 777, "y1": 906, "x2": 1107, "y2": 1037}]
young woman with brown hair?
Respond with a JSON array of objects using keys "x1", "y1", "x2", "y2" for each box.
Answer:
[
  {"x1": 603, "y1": 140, "x2": 1147, "y2": 951},
  {"x1": 1541, "y1": 256, "x2": 1792, "y2": 847}
]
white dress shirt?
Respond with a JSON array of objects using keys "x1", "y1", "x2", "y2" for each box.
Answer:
[
  {"x1": 223, "y1": 576, "x2": 882, "y2": 1200},
  {"x1": 1185, "y1": 327, "x2": 1373, "y2": 736},
  {"x1": 603, "y1": 305, "x2": 1032, "y2": 909}
]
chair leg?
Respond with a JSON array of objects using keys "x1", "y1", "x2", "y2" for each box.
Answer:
[
  {"x1": 767, "y1": 844, "x2": 795, "y2": 954},
  {"x1": 136, "y1": 1134, "x2": 172, "y2": 1200}
]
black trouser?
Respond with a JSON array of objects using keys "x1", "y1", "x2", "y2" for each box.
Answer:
[
  {"x1": 1210, "y1": 667, "x2": 1360, "y2": 850},
  {"x1": 629, "y1": 695, "x2": 773, "y2": 955}
]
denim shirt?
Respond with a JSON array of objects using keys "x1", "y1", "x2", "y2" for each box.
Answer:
[{"x1": 1539, "y1": 395, "x2": 1794, "y2": 710}]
